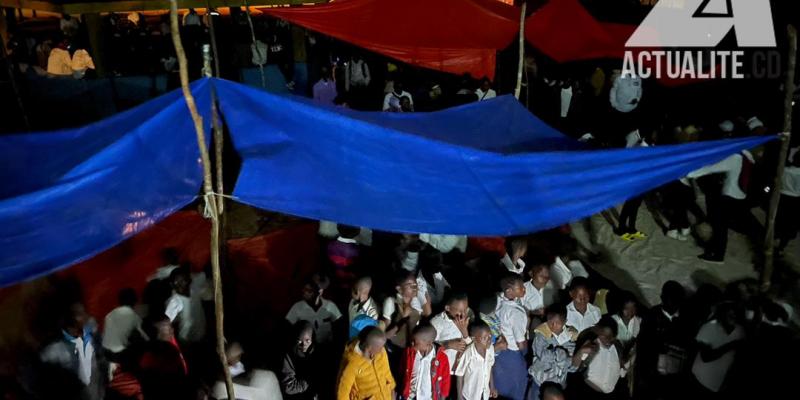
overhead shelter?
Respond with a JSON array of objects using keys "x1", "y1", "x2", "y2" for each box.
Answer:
[
  {"x1": 0, "y1": 77, "x2": 776, "y2": 286},
  {"x1": 260, "y1": 0, "x2": 521, "y2": 78}
]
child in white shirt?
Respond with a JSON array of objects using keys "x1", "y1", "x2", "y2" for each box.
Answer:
[{"x1": 455, "y1": 321, "x2": 497, "y2": 400}]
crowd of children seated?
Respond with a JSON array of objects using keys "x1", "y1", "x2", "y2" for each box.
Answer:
[{"x1": 22, "y1": 222, "x2": 797, "y2": 400}]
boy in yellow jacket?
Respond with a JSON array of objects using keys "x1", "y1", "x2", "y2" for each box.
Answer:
[{"x1": 337, "y1": 326, "x2": 396, "y2": 400}]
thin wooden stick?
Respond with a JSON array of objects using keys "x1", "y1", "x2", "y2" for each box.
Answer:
[
  {"x1": 205, "y1": 0, "x2": 221, "y2": 76},
  {"x1": 514, "y1": 2, "x2": 527, "y2": 100},
  {"x1": 168, "y1": 2, "x2": 235, "y2": 400},
  {"x1": 762, "y1": 24, "x2": 797, "y2": 292},
  {"x1": 243, "y1": 0, "x2": 267, "y2": 88}
]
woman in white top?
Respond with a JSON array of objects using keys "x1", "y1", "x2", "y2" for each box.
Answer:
[{"x1": 776, "y1": 154, "x2": 800, "y2": 253}]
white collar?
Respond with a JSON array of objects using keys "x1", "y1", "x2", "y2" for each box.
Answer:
[
  {"x1": 337, "y1": 237, "x2": 358, "y2": 244},
  {"x1": 661, "y1": 308, "x2": 678, "y2": 321}
]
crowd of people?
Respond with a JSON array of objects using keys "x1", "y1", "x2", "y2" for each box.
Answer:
[
  {"x1": 3, "y1": 6, "x2": 800, "y2": 400},
  {"x1": 15, "y1": 222, "x2": 796, "y2": 400}
]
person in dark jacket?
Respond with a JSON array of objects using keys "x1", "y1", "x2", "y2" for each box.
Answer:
[{"x1": 281, "y1": 321, "x2": 319, "y2": 400}]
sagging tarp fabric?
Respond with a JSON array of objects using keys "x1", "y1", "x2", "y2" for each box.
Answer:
[
  {"x1": 0, "y1": 80, "x2": 212, "y2": 287},
  {"x1": 216, "y1": 78, "x2": 774, "y2": 236},
  {"x1": 0, "y1": 77, "x2": 775, "y2": 286},
  {"x1": 260, "y1": 0, "x2": 520, "y2": 78}
]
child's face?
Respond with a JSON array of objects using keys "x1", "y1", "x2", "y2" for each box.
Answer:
[
  {"x1": 397, "y1": 278, "x2": 419, "y2": 300},
  {"x1": 622, "y1": 301, "x2": 637, "y2": 321},
  {"x1": 547, "y1": 315, "x2": 565, "y2": 335},
  {"x1": 531, "y1": 267, "x2": 550, "y2": 288},
  {"x1": 506, "y1": 282, "x2": 526, "y2": 300},
  {"x1": 445, "y1": 299, "x2": 469, "y2": 320},
  {"x1": 413, "y1": 337, "x2": 433, "y2": 356},
  {"x1": 597, "y1": 326, "x2": 616, "y2": 348},
  {"x1": 173, "y1": 274, "x2": 191, "y2": 296},
  {"x1": 302, "y1": 284, "x2": 318, "y2": 303},
  {"x1": 298, "y1": 330, "x2": 313, "y2": 353},
  {"x1": 571, "y1": 288, "x2": 590, "y2": 311},
  {"x1": 472, "y1": 329, "x2": 491, "y2": 350},
  {"x1": 352, "y1": 284, "x2": 371, "y2": 302}
]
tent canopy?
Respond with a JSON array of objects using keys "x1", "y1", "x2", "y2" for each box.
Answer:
[
  {"x1": 0, "y1": 80, "x2": 211, "y2": 287},
  {"x1": 261, "y1": 0, "x2": 520, "y2": 78},
  {"x1": 0, "y1": 77, "x2": 775, "y2": 286},
  {"x1": 217, "y1": 78, "x2": 774, "y2": 236}
]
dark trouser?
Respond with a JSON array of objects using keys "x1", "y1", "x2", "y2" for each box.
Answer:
[
  {"x1": 493, "y1": 350, "x2": 528, "y2": 400},
  {"x1": 707, "y1": 196, "x2": 762, "y2": 257},
  {"x1": 617, "y1": 197, "x2": 644, "y2": 234},
  {"x1": 664, "y1": 182, "x2": 704, "y2": 230},
  {"x1": 776, "y1": 194, "x2": 800, "y2": 248},
  {"x1": 569, "y1": 376, "x2": 629, "y2": 400}
]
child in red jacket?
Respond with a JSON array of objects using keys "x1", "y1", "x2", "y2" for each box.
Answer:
[{"x1": 401, "y1": 324, "x2": 451, "y2": 400}]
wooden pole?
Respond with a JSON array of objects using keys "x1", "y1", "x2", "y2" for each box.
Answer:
[
  {"x1": 204, "y1": 0, "x2": 220, "y2": 76},
  {"x1": 243, "y1": 0, "x2": 266, "y2": 88},
  {"x1": 168, "y1": 2, "x2": 235, "y2": 400},
  {"x1": 514, "y1": 2, "x2": 526, "y2": 100},
  {"x1": 762, "y1": 24, "x2": 797, "y2": 291}
]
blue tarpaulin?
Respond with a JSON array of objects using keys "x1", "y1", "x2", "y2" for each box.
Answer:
[
  {"x1": 216, "y1": 79, "x2": 775, "y2": 236},
  {"x1": 0, "y1": 80, "x2": 211, "y2": 286},
  {"x1": 0, "y1": 77, "x2": 775, "y2": 286}
]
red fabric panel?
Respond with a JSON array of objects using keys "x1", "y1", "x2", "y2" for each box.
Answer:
[
  {"x1": 262, "y1": 0, "x2": 519, "y2": 78},
  {"x1": 58, "y1": 211, "x2": 210, "y2": 323},
  {"x1": 526, "y1": 0, "x2": 706, "y2": 86},
  {"x1": 525, "y1": 0, "x2": 625, "y2": 63},
  {"x1": 226, "y1": 223, "x2": 320, "y2": 335}
]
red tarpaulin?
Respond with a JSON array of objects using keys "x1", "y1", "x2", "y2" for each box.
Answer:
[
  {"x1": 262, "y1": 0, "x2": 520, "y2": 78},
  {"x1": 525, "y1": 0, "x2": 630, "y2": 63}
]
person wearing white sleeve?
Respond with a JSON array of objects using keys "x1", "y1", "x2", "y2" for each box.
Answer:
[
  {"x1": 691, "y1": 303, "x2": 745, "y2": 394},
  {"x1": 565, "y1": 278, "x2": 601, "y2": 334},
  {"x1": 285, "y1": 280, "x2": 342, "y2": 345},
  {"x1": 687, "y1": 148, "x2": 761, "y2": 263},
  {"x1": 164, "y1": 267, "x2": 206, "y2": 344},
  {"x1": 455, "y1": 322, "x2": 496, "y2": 400},
  {"x1": 492, "y1": 274, "x2": 529, "y2": 400},
  {"x1": 521, "y1": 263, "x2": 550, "y2": 326},
  {"x1": 501, "y1": 237, "x2": 528, "y2": 275},
  {"x1": 383, "y1": 82, "x2": 413, "y2": 111},
  {"x1": 102, "y1": 288, "x2": 144, "y2": 354},
  {"x1": 475, "y1": 78, "x2": 497, "y2": 101},
  {"x1": 776, "y1": 154, "x2": 800, "y2": 253},
  {"x1": 430, "y1": 293, "x2": 472, "y2": 374}
]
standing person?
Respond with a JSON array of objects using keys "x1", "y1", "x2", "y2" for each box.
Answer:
[
  {"x1": 776, "y1": 153, "x2": 800, "y2": 253},
  {"x1": 501, "y1": 237, "x2": 528, "y2": 275},
  {"x1": 313, "y1": 66, "x2": 338, "y2": 105},
  {"x1": 416, "y1": 249, "x2": 451, "y2": 310},
  {"x1": 345, "y1": 56, "x2": 371, "y2": 92},
  {"x1": 337, "y1": 327, "x2": 396, "y2": 400},
  {"x1": 493, "y1": 274, "x2": 529, "y2": 400},
  {"x1": 529, "y1": 305, "x2": 579, "y2": 398},
  {"x1": 565, "y1": 278, "x2": 601, "y2": 334},
  {"x1": 281, "y1": 322, "x2": 320, "y2": 400},
  {"x1": 40, "y1": 302, "x2": 103, "y2": 400},
  {"x1": 400, "y1": 324, "x2": 451, "y2": 400},
  {"x1": 430, "y1": 292, "x2": 471, "y2": 377},
  {"x1": 213, "y1": 342, "x2": 282, "y2": 400},
  {"x1": 478, "y1": 295, "x2": 506, "y2": 351},
  {"x1": 571, "y1": 316, "x2": 626, "y2": 400},
  {"x1": 635, "y1": 281, "x2": 688, "y2": 400},
  {"x1": 183, "y1": 9, "x2": 202, "y2": 26},
  {"x1": 690, "y1": 303, "x2": 745, "y2": 397},
  {"x1": 164, "y1": 267, "x2": 206, "y2": 345},
  {"x1": 475, "y1": 78, "x2": 497, "y2": 101},
  {"x1": 455, "y1": 321, "x2": 497, "y2": 400},
  {"x1": 687, "y1": 147, "x2": 761, "y2": 263},
  {"x1": 520, "y1": 263, "x2": 551, "y2": 328},
  {"x1": 349, "y1": 276, "x2": 379, "y2": 323},
  {"x1": 611, "y1": 292, "x2": 641, "y2": 349},
  {"x1": 285, "y1": 277, "x2": 343, "y2": 345},
  {"x1": 614, "y1": 130, "x2": 650, "y2": 241},
  {"x1": 138, "y1": 315, "x2": 190, "y2": 400},
  {"x1": 383, "y1": 82, "x2": 413, "y2": 111},
  {"x1": 102, "y1": 288, "x2": 144, "y2": 356},
  {"x1": 382, "y1": 271, "x2": 424, "y2": 375}
]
